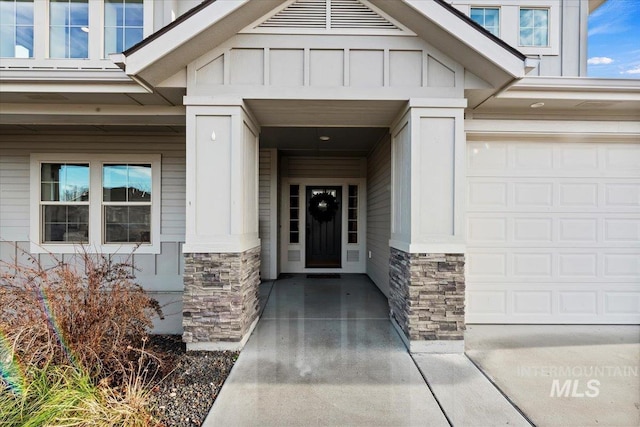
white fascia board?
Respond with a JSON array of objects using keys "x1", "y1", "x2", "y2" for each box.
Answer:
[
  {"x1": 511, "y1": 76, "x2": 640, "y2": 92},
  {"x1": 124, "y1": 0, "x2": 250, "y2": 77},
  {"x1": 500, "y1": 77, "x2": 640, "y2": 102},
  {"x1": 402, "y1": 0, "x2": 526, "y2": 79},
  {"x1": 465, "y1": 119, "x2": 640, "y2": 137},
  {"x1": 0, "y1": 82, "x2": 148, "y2": 93},
  {"x1": 0, "y1": 103, "x2": 185, "y2": 117}
]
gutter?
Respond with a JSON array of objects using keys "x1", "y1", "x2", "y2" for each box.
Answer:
[{"x1": 473, "y1": 57, "x2": 540, "y2": 110}]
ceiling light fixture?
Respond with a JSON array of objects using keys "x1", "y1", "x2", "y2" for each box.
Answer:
[
  {"x1": 319, "y1": 136, "x2": 330, "y2": 141},
  {"x1": 530, "y1": 102, "x2": 545, "y2": 109}
]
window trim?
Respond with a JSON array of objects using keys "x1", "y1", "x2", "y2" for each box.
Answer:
[
  {"x1": 470, "y1": 6, "x2": 500, "y2": 38},
  {"x1": 30, "y1": 153, "x2": 161, "y2": 254},
  {"x1": 518, "y1": 7, "x2": 550, "y2": 48}
]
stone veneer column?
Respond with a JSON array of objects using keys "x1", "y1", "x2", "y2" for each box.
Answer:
[
  {"x1": 389, "y1": 247, "x2": 465, "y2": 353},
  {"x1": 182, "y1": 247, "x2": 260, "y2": 350}
]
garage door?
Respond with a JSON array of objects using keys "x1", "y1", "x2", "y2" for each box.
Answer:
[{"x1": 466, "y1": 140, "x2": 640, "y2": 324}]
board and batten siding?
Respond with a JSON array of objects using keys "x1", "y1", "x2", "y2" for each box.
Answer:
[
  {"x1": 0, "y1": 136, "x2": 186, "y2": 334},
  {"x1": 366, "y1": 134, "x2": 391, "y2": 296}
]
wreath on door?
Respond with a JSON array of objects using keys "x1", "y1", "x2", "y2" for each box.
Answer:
[{"x1": 308, "y1": 192, "x2": 339, "y2": 223}]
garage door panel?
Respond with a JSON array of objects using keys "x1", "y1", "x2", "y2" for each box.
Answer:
[
  {"x1": 559, "y1": 292, "x2": 598, "y2": 315},
  {"x1": 603, "y1": 253, "x2": 640, "y2": 277},
  {"x1": 467, "y1": 285, "x2": 640, "y2": 323},
  {"x1": 467, "y1": 140, "x2": 640, "y2": 324},
  {"x1": 605, "y1": 293, "x2": 640, "y2": 315},
  {"x1": 468, "y1": 141, "x2": 640, "y2": 178},
  {"x1": 604, "y1": 218, "x2": 640, "y2": 242},
  {"x1": 468, "y1": 248, "x2": 638, "y2": 283},
  {"x1": 605, "y1": 183, "x2": 640, "y2": 207},
  {"x1": 513, "y1": 291, "x2": 553, "y2": 315},
  {"x1": 605, "y1": 145, "x2": 640, "y2": 173},
  {"x1": 468, "y1": 178, "x2": 639, "y2": 213},
  {"x1": 559, "y1": 183, "x2": 598, "y2": 207},
  {"x1": 468, "y1": 214, "x2": 636, "y2": 248}
]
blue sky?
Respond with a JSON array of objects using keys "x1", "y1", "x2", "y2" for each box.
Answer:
[{"x1": 588, "y1": 0, "x2": 640, "y2": 78}]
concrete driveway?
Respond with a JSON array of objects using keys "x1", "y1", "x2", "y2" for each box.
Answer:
[{"x1": 466, "y1": 325, "x2": 640, "y2": 427}]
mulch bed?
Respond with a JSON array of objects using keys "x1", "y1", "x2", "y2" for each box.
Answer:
[{"x1": 147, "y1": 335, "x2": 239, "y2": 427}]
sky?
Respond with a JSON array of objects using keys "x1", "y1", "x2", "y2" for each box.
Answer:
[{"x1": 587, "y1": 0, "x2": 640, "y2": 78}]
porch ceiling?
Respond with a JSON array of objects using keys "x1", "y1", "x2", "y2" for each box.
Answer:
[
  {"x1": 260, "y1": 126, "x2": 388, "y2": 157},
  {"x1": 245, "y1": 99, "x2": 406, "y2": 127}
]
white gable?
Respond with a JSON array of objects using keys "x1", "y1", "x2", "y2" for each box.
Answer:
[{"x1": 243, "y1": 0, "x2": 414, "y2": 35}]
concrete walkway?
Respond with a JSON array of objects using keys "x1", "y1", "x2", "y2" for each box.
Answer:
[{"x1": 204, "y1": 275, "x2": 528, "y2": 427}]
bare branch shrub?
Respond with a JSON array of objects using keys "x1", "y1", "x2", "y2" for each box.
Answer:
[{"x1": 0, "y1": 246, "x2": 163, "y2": 382}]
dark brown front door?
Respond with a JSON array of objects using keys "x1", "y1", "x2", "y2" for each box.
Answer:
[{"x1": 305, "y1": 186, "x2": 341, "y2": 268}]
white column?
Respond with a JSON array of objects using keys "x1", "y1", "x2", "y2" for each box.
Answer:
[
  {"x1": 183, "y1": 100, "x2": 260, "y2": 254},
  {"x1": 390, "y1": 98, "x2": 467, "y2": 253}
]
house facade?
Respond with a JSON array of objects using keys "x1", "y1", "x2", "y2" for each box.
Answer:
[{"x1": 1, "y1": 0, "x2": 638, "y2": 353}]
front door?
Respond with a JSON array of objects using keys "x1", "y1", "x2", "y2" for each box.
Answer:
[{"x1": 305, "y1": 186, "x2": 342, "y2": 268}]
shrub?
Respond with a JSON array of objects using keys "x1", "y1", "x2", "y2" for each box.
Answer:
[
  {"x1": 0, "y1": 247, "x2": 163, "y2": 382},
  {"x1": 0, "y1": 361, "x2": 158, "y2": 427}
]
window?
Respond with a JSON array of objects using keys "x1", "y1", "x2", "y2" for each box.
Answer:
[
  {"x1": 40, "y1": 163, "x2": 90, "y2": 243},
  {"x1": 289, "y1": 185, "x2": 299, "y2": 244},
  {"x1": 104, "y1": 0, "x2": 143, "y2": 56},
  {"x1": 49, "y1": 0, "x2": 89, "y2": 58},
  {"x1": 520, "y1": 8, "x2": 549, "y2": 47},
  {"x1": 31, "y1": 154, "x2": 161, "y2": 253},
  {"x1": 0, "y1": 0, "x2": 34, "y2": 58},
  {"x1": 103, "y1": 164, "x2": 151, "y2": 243},
  {"x1": 470, "y1": 7, "x2": 499, "y2": 37},
  {"x1": 347, "y1": 185, "x2": 358, "y2": 244}
]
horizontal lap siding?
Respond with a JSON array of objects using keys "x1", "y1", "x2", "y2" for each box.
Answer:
[
  {"x1": 283, "y1": 157, "x2": 366, "y2": 178},
  {"x1": 259, "y1": 148, "x2": 273, "y2": 279},
  {"x1": 0, "y1": 154, "x2": 29, "y2": 241},
  {"x1": 0, "y1": 136, "x2": 186, "y2": 334},
  {"x1": 366, "y1": 135, "x2": 391, "y2": 296}
]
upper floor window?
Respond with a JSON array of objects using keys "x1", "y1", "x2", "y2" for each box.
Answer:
[
  {"x1": 519, "y1": 8, "x2": 549, "y2": 47},
  {"x1": 470, "y1": 7, "x2": 499, "y2": 37},
  {"x1": 104, "y1": 0, "x2": 143, "y2": 56},
  {"x1": 49, "y1": 0, "x2": 89, "y2": 58},
  {"x1": 0, "y1": 0, "x2": 34, "y2": 58}
]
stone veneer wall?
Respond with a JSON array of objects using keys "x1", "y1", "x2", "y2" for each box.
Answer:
[
  {"x1": 182, "y1": 247, "x2": 261, "y2": 344},
  {"x1": 389, "y1": 248, "x2": 465, "y2": 341}
]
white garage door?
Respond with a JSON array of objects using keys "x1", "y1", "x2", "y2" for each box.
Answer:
[{"x1": 466, "y1": 140, "x2": 640, "y2": 324}]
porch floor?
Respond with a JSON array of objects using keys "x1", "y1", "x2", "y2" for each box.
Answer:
[{"x1": 203, "y1": 274, "x2": 527, "y2": 426}]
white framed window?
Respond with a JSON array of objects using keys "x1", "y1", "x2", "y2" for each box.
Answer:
[
  {"x1": 49, "y1": 0, "x2": 89, "y2": 58},
  {"x1": 470, "y1": 7, "x2": 499, "y2": 37},
  {"x1": 519, "y1": 7, "x2": 549, "y2": 47},
  {"x1": 30, "y1": 153, "x2": 161, "y2": 254},
  {"x1": 0, "y1": 0, "x2": 34, "y2": 58},
  {"x1": 104, "y1": 0, "x2": 143, "y2": 56}
]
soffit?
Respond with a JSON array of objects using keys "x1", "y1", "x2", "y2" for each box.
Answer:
[{"x1": 473, "y1": 77, "x2": 640, "y2": 118}]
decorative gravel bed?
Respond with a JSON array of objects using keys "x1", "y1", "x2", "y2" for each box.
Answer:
[{"x1": 147, "y1": 335, "x2": 239, "y2": 427}]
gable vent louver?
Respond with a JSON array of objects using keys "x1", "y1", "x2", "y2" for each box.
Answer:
[
  {"x1": 331, "y1": 0, "x2": 397, "y2": 29},
  {"x1": 258, "y1": 0, "x2": 398, "y2": 30},
  {"x1": 260, "y1": 0, "x2": 327, "y2": 29}
]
